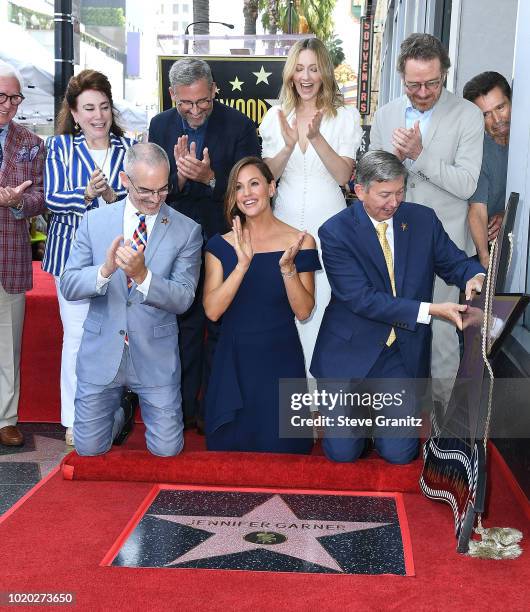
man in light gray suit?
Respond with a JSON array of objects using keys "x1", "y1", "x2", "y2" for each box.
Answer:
[
  {"x1": 61, "y1": 143, "x2": 202, "y2": 456},
  {"x1": 369, "y1": 33, "x2": 484, "y2": 405}
]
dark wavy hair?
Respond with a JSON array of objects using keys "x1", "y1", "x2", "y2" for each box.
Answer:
[
  {"x1": 224, "y1": 157, "x2": 275, "y2": 226},
  {"x1": 55, "y1": 69, "x2": 124, "y2": 137},
  {"x1": 463, "y1": 71, "x2": 512, "y2": 103}
]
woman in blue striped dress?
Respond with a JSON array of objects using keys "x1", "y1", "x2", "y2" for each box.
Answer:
[{"x1": 43, "y1": 70, "x2": 135, "y2": 446}]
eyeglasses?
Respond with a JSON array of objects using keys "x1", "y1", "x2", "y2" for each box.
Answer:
[
  {"x1": 0, "y1": 93, "x2": 25, "y2": 106},
  {"x1": 126, "y1": 174, "x2": 171, "y2": 199},
  {"x1": 176, "y1": 97, "x2": 212, "y2": 111},
  {"x1": 403, "y1": 77, "x2": 443, "y2": 92}
]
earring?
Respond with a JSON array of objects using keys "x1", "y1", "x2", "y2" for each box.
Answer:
[{"x1": 74, "y1": 122, "x2": 80, "y2": 131}]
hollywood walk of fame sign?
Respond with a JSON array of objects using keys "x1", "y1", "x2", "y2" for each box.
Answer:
[
  {"x1": 157, "y1": 56, "x2": 286, "y2": 129},
  {"x1": 104, "y1": 486, "x2": 414, "y2": 575},
  {"x1": 420, "y1": 193, "x2": 530, "y2": 553}
]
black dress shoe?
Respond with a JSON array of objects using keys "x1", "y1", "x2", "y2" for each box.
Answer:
[
  {"x1": 196, "y1": 418, "x2": 205, "y2": 436},
  {"x1": 113, "y1": 390, "x2": 138, "y2": 446}
]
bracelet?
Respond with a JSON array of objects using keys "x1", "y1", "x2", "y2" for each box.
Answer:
[
  {"x1": 280, "y1": 267, "x2": 297, "y2": 278},
  {"x1": 84, "y1": 188, "x2": 95, "y2": 203}
]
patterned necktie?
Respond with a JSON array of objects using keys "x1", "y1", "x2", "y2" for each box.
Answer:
[
  {"x1": 125, "y1": 213, "x2": 148, "y2": 346},
  {"x1": 127, "y1": 212, "x2": 148, "y2": 292},
  {"x1": 375, "y1": 222, "x2": 396, "y2": 346}
]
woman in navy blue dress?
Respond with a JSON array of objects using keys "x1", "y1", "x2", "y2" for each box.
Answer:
[{"x1": 203, "y1": 157, "x2": 321, "y2": 453}]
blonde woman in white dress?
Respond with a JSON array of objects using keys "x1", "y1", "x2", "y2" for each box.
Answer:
[{"x1": 260, "y1": 38, "x2": 362, "y2": 374}]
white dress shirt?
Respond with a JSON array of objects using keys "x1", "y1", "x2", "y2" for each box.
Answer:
[{"x1": 96, "y1": 197, "x2": 159, "y2": 295}]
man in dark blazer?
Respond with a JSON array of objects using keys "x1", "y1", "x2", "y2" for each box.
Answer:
[
  {"x1": 149, "y1": 58, "x2": 260, "y2": 431},
  {"x1": 310, "y1": 151, "x2": 485, "y2": 464},
  {"x1": 0, "y1": 61, "x2": 45, "y2": 447}
]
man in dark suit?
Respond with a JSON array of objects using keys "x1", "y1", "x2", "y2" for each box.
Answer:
[
  {"x1": 149, "y1": 58, "x2": 260, "y2": 431},
  {"x1": 0, "y1": 61, "x2": 45, "y2": 447},
  {"x1": 310, "y1": 151, "x2": 485, "y2": 464}
]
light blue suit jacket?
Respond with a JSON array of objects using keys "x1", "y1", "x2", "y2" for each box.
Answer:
[{"x1": 60, "y1": 200, "x2": 202, "y2": 387}]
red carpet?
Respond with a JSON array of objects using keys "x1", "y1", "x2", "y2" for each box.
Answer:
[
  {"x1": 0, "y1": 440, "x2": 528, "y2": 611},
  {"x1": 62, "y1": 446, "x2": 422, "y2": 493},
  {"x1": 19, "y1": 262, "x2": 61, "y2": 423}
]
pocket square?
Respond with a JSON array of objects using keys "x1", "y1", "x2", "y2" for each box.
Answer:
[
  {"x1": 15, "y1": 146, "x2": 29, "y2": 162},
  {"x1": 15, "y1": 145, "x2": 40, "y2": 162},
  {"x1": 29, "y1": 145, "x2": 40, "y2": 161}
]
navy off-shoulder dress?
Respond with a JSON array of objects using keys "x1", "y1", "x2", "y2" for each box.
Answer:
[{"x1": 204, "y1": 233, "x2": 321, "y2": 454}]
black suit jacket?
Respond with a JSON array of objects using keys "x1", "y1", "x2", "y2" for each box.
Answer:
[{"x1": 149, "y1": 101, "x2": 260, "y2": 238}]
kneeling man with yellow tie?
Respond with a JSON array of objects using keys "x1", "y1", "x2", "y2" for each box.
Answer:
[
  {"x1": 311, "y1": 150, "x2": 485, "y2": 464},
  {"x1": 61, "y1": 143, "x2": 202, "y2": 456}
]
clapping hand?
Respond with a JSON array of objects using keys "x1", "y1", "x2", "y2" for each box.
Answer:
[
  {"x1": 115, "y1": 239, "x2": 148, "y2": 285},
  {"x1": 174, "y1": 135, "x2": 189, "y2": 190},
  {"x1": 176, "y1": 141, "x2": 213, "y2": 185},
  {"x1": 232, "y1": 215, "x2": 253, "y2": 272},
  {"x1": 0, "y1": 180, "x2": 32, "y2": 208},
  {"x1": 86, "y1": 168, "x2": 109, "y2": 200},
  {"x1": 279, "y1": 231, "x2": 306, "y2": 275},
  {"x1": 101, "y1": 235, "x2": 123, "y2": 278},
  {"x1": 306, "y1": 111, "x2": 323, "y2": 141},
  {"x1": 174, "y1": 134, "x2": 189, "y2": 164},
  {"x1": 278, "y1": 109, "x2": 298, "y2": 150},
  {"x1": 392, "y1": 121, "x2": 423, "y2": 161}
]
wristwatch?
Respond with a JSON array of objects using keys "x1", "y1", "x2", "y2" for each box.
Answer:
[{"x1": 208, "y1": 176, "x2": 216, "y2": 190}]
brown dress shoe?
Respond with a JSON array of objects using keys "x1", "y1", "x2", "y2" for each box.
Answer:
[{"x1": 0, "y1": 425, "x2": 24, "y2": 446}]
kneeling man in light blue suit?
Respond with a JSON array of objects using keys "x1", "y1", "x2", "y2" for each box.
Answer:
[
  {"x1": 61, "y1": 143, "x2": 202, "y2": 456},
  {"x1": 311, "y1": 150, "x2": 485, "y2": 464}
]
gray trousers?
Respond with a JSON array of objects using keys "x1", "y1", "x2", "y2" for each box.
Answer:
[
  {"x1": 0, "y1": 284, "x2": 25, "y2": 429},
  {"x1": 74, "y1": 345, "x2": 184, "y2": 457}
]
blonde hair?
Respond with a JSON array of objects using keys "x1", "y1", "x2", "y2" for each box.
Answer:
[{"x1": 279, "y1": 38, "x2": 343, "y2": 117}]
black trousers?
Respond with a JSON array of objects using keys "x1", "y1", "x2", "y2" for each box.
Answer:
[{"x1": 177, "y1": 272, "x2": 220, "y2": 426}]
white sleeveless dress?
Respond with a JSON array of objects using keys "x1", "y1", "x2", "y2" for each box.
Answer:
[{"x1": 260, "y1": 104, "x2": 362, "y2": 374}]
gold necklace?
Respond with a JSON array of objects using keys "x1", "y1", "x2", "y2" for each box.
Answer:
[{"x1": 88, "y1": 138, "x2": 111, "y2": 173}]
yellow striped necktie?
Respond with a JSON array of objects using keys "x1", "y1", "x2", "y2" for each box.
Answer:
[{"x1": 375, "y1": 222, "x2": 396, "y2": 346}]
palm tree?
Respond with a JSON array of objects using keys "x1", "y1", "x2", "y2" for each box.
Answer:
[
  {"x1": 296, "y1": 0, "x2": 336, "y2": 42},
  {"x1": 260, "y1": 0, "x2": 337, "y2": 43},
  {"x1": 192, "y1": 0, "x2": 210, "y2": 53},
  {"x1": 260, "y1": 0, "x2": 281, "y2": 54},
  {"x1": 243, "y1": 0, "x2": 259, "y2": 53}
]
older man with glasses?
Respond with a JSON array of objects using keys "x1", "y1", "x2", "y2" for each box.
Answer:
[
  {"x1": 369, "y1": 33, "x2": 484, "y2": 411},
  {"x1": 60, "y1": 143, "x2": 202, "y2": 456},
  {"x1": 0, "y1": 61, "x2": 45, "y2": 448},
  {"x1": 148, "y1": 58, "x2": 260, "y2": 434}
]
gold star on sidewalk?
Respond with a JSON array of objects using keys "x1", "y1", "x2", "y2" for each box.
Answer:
[
  {"x1": 229, "y1": 76, "x2": 244, "y2": 91},
  {"x1": 252, "y1": 65, "x2": 272, "y2": 85}
]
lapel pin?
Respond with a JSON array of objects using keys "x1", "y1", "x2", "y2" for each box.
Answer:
[
  {"x1": 161, "y1": 217, "x2": 169, "y2": 225},
  {"x1": 401, "y1": 223, "x2": 408, "y2": 232}
]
